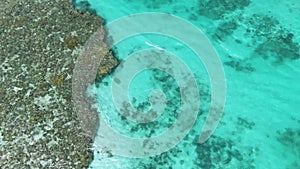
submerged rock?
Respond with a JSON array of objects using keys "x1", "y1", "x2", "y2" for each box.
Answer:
[
  {"x1": 73, "y1": 0, "x2": 97, "y2": 15},
  {"x1": 198, "y1": 0, "x2": 251, "y2": 20},
  {"x1": 96, "y1": 51, "x2": 119, "y2": 82}
]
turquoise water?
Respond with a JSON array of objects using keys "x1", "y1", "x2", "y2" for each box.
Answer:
[{"x1": 75, "y1": 0, "x2": 300, "y2": 168}]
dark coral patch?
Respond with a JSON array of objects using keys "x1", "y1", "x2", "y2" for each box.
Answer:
[
  {"x1": 74, "y1": 1, "x2": 97, "y2": 15},
  {"x1": 198, "y1": 0, "x2": 251, "y2": 20},
  {"x1": 254, "y1": 33, "x2": 300, "y2": 64},
  {"x1": 194, "y1": 136, "x2": 257, "y2": 169},
  {"x1": 64, "y1": 35, "x2": 79, "y2": 49},
  {"x1": 224, "y1": 56, "x2": 255, "y2": 73}
]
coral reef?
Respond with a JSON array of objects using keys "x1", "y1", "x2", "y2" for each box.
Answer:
[
  {"x1": 244, "y1": 14, "x2": 280, "y2": 40},
  {"x1": 213, "y1": 19, "x2": 239, "y2": 40},
  {"x1": 254, "y1": 32, "x2": 300, "y2": 63},
  {"x1": 96, "y1": 51, "x2": 119, "y2": 82},
  {"x1": 243, "y1": 14, "x2": 300, "y2": 63},
  {"x1": 49, "y1": 73, "x2": 66, "y2": 87},
  {"x1": 212, "y1": 12, "x2": 300, "y2": 67},
  {"x1": 64, "y1": 35, "x2": 79, "y2": 49},
  {"x1": 197, "y1": 0, "x2": 300, "y2": 67},
  {"x1": 236, "y1": 117, "x2": 255, "y2": 129},
  {"x1": 73, "y1": 1, "x2": 97, "y2": 15},
  {"x1": 198, "y1": 0, "x2": 251, "y2": 20},
  {"x1": 96, "y1": 69, "x2": 181, "y2": 138},
  {"x1": 194, "y1": 136, "x2": 257, "y2": 169},
  {"x1": 243, "y1": 14, "x2": 299, "y2": 64},
  {"x1": 276, "y1": 128, "x2": 300, "y2": 168},
  {"x1": 277, "y1": 128, "x2": 300, "y2": 155},
  {"x1": 0, "y1": 0, "x2": 105, "y2": 168},
  {"x1": 129, "y1": 141, "x2": 188, "y2": 169},
  {"x1": 224, "y1": 56, "x2": 255, "y2": 73},
  {"x1": 133, "y1": 0, "x2": 175, "y2": 9}
]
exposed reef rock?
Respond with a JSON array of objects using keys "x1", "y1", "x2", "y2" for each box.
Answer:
[
  {"x1": 0, "y1": 0, "x2": 116, "y2": 168},
  {"x1": 96, "y1": 51, "x2": 119, "y2": 82}
]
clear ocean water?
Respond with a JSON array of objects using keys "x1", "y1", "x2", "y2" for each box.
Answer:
[{"x1": 75, "y1": 0, "x2": 300, "y2": 168}]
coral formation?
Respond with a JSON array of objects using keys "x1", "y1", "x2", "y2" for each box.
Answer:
[
  {"x1": 243, "y1": 14, "x2": 300, "y2": 63},
  {"x1": 64, "y1": 35, "x2": 79, "y2": 49},
  {"x1": 194, "y1": 136, "x2": 257, "y2": 169},
  {"x1": 130, "y1": 143, "x2": 185, "y2": 169},
  {"x1": 224, "y1": 56, "x2": 255, "y2": 73},
  {"x1": 73, "y1": 1, "x2": 97, "y2": 15},
  {"x1": 244, "y1": 14, "x2": 280, "y2": 40},
  {"x1": 236, "y1": 117, "x2": 255, "y2": 129},
  {"x1": 213, "y1": 19, "x2": 239, "y2": 40},
  {"x1": 276, "y1": 128, "x2": 300, "y2": 168},
  {"x1": 0, "y1": 0, "x2": 105, "y2": 168},
  {"x1": 277, "y1": 128, "x2": 300, "y2": 155},
  {"x1": 140, "y1": 0, "x2": 175, "y2": 9},
  {"x1": 254, "y1": 33, "x2": 300, "y2": 63},
  {"x1": 212, "y1": 12, "x2": 300, "y2": 66},
  {"x1": 96, "y1": 51, "x2": 119, "y2": 82},
  {"x1": 198, "y1": 0, "x2": 251, "y2": 20},
  {"x1": 49, "y1": 73, "x2": 66, "y2": 87}
]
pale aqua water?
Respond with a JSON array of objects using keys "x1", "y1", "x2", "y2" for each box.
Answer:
[{"x1": 75, "y1": 0, "x2": 300, "y2": 168}]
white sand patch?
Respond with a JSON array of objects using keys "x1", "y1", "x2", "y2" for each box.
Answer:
[{"x1": 34, "y1": 94, "x2": 52, "y2": 110}]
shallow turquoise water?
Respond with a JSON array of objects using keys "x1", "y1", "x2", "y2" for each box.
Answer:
[{"x1": 75, "y1": 0, "x2": 300, "y2": 168}]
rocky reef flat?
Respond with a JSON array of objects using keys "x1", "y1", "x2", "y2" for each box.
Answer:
[{"x1": 0, "y1": 0, "x2": 114, "y2": 168}]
